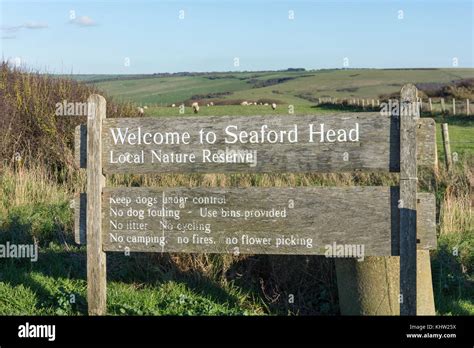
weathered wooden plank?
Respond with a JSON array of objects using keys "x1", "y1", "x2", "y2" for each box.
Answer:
[
  {"x1": 98, "y1": 186, "x2": 436, "y2": 255},
  {"x1": 86, "y1": 95, "x2": 107, "y2": 316},
  {"x1": 416, "y1": 193, "x2": 436, "y2": 250},
  {"x1": 75, "y1": 124, "x2": 87, "y2": 169},
  {"x1": 416, "y1": 118, "x2": 436, "y2": 168},
  {"x1": 399, "y1": 84, "x2": 418, "y2": 315},
  {"x1": 74, "y1": 188, "x2": 437, "y2": 249},
  {"x1": 102, "y1": 113, "x2": 398, "y2": 173},
  {"x1": 73, "y1": 189, "x2": 436, "y2": 249},
  {"x1": 75, "y1": 116, "x2": 436, "y2": 171},
  {"x1": 74, "y1": 193, "x2": 87, "y2": 245}
]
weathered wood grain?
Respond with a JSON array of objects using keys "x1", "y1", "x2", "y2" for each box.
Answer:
[
  {"x1": 86, "y1": 95, "x2": 107, "y2": 316},
  {"x1": 75, "y1": 124, "x2": 87, "y2": 169},
  {"x1": 102, "y1": 113, "x2": 395, "y2": 174},
  {"x1": 399, "y1": 84, "x2": 418, "y2": 315},
  {"x1": 416, "y1": 118, "x2": 437, "y2": 169},
  {"x1": 74, "y1": 193, "x2": 87, "y2": 245},
  {"x1": 97, "y1": 186, "x2": 435, "y2": 256},
  {"x1": 73, "y1": 189, "x2": 436, "y2": 250},
  {"x1": 441, "y1": 123, "x2": 452, "y2": 172},
  {"x1": 75, "y1": 113, "x2": 437, "y2": 170}
]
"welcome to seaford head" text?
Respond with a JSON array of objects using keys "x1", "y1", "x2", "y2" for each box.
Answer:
[{"x1": 107, "y1": 123, "x2": 360, "y2": 165}]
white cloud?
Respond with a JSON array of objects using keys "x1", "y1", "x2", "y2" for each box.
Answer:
[
  {"x1": 1, "y1": 25, "x2": 23, "y2": 33},
  {"x1": 70, "y1": 16, "x2": 97, "y2": 27},
  {"x1": 24, "y1": 22, "x2": 48, "y2": 29}
]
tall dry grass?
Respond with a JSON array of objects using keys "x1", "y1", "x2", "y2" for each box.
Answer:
[{"x1": 0, "y1": 62, "x2": 139, "y2": 173}]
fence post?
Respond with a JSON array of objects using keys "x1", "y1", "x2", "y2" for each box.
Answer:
[
  {"x1": 452, "y1": 99, "x2": 456, "y2": 115},
  {"x1": 441, "y1": 123, "x2": 452, "y2": 173},
  {"x1": 428, "y1": 98, "x2": 433, "y2": 114},
  {"x1": 441, "y1": 98, "x2": 445, "y2": 113},
  {"x1": 399, "y1": 84, "x2": 418, "y2": 315},
  {"x1": 87, "y1": 94, "x2": 107, "y2": 315},
  {"x1": 467, "y1": 99, "x2": 470, "y2": 116},
  {"x1": 335, "y1": 85, "x2": 435, "y2": 316}
]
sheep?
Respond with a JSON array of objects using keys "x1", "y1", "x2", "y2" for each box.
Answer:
[
  {"x1": 259, "y1": 102, "x2": 263, "y2": 105},
  {"x1": 171, "y1": 104, "x2": 176, "y2": 107},
  {"x1": 143, "y1": 106, "x2": 148, "y2": 109},
  {"x1": 241, "y1": 101, "x2": 249, "y2": 106},
  {"x1": 137, "y1": 107, "x2": 144, "y2": 115},
  {"x1": 207, "y1": 103, "x2": 210, "y2": 107},
  {"x1": 271, "y1": 103, "x2": 277, "y2": 110},
  {"x1": 209, "y1": 102, "x2": 214, "y2": 106},
  {"x1": 264, "y1": 103, "x2": 269, "y2": 106},
  {"x1": 192, "y1": 102, "x2": 200, "y2": 113},
  {"x1": 253, "y1": 102, "x2": 257, "y2": 105}
]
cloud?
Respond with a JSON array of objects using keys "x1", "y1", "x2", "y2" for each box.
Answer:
[
  {"x1": 1, "y1": 22, "x2": 48, "y2": 38},
  {"x1": 24, "y1": 22, "x2": 48, "y2": 29},
  {"x1": 1, "y1": 25, "x2": 23, "y2": 33},
  {"x1": 70, "y1": 16, "x2": 97, "y2": 27}
]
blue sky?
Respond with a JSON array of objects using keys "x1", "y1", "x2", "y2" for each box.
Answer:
[{"x1": 1, "y1": 0, "x2": 473, "y2": 74}]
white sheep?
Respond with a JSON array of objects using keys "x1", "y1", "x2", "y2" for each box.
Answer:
[
  {"x1": 143, "y1": 106, "x2": 148, "y2": 109},
  {"x1": 171, "y1": 104, "x2": 176, "y2": 107},
  {"x1": 241, "y1": 101, "x2": 249, "y2": 106},
  {"x1": 271, "y1": 103, "x2": 277, "y2": 110},
  {"x1": 137, "y1": 107, "x2": 144, "y2": 114},
  {"x1": 264, "y1": 103, "x2": 269, "y2": 106},
  {"x1": 192, "y1": 102, "x2": 200, "y2": 113},
  {"x1": 253, "y1": 102, "x2": 257, "y2": 105},
  {"x1": 210, "y1": 102, "x2": 214, "y2": 106}
]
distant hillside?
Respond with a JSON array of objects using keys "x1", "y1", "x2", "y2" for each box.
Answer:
[{"x1": 74, "y1": 68, "x2": 474, "y2": 106}]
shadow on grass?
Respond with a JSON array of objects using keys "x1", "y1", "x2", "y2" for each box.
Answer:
[{"x1": 311, "y1": 103, "x2": 379, "y2": 113}]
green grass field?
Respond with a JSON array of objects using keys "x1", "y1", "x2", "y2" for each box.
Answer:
[{"x1": 87, "y1": 68, "x2": 474, "y2": 106}]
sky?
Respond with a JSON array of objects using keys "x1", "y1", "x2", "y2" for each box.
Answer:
[{"x1": 1, "y1": 0, "x2": 473, "y2": 74}]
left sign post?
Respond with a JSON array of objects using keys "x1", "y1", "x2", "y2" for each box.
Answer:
[{"x1": 86, "y1": 95, "x2": 107, "y2": 315}]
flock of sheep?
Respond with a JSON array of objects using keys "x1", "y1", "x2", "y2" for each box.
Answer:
[{"x1": 138, "y1": 101, "x2": 277, "y2": 114}]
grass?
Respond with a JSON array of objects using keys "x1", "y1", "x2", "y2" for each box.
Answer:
[
  {"x1": 145, "y1": 104, "x2": 342, "y2": 117},
  {"x1": 433, "y1": 116, "x2": 474, "y2": 159},
  {"x1": 90, "y1": 68, "x2": 474, "y2": 106}
]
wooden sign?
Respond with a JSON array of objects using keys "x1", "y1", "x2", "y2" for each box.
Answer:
[
  {"x1": 75, "y1": 85, "x2": 436, "y2": 316},
  {"x1": 101, "y1": 114, "x2": 392, "y2": 174},
  {"x1": 87, "y1": 186, "x2": 435, "y2": 255},
  {"x1": 75, "y1": 116, "x2": 437, "y2": 173}
]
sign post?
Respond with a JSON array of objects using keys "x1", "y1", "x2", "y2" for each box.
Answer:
[
  {"x1": 86, "y1": 95, "x2": 107, "y2": 315},
  {"x1": 75, "y1": 86, "x2": 437, "y2": 316}
]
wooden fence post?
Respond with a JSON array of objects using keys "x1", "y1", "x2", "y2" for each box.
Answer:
[
  {"x1": 399, "y1": 84, "x2": 418, "y2": 315},
  {"x1": 441, "y1": 123, "x2": 452, "y2": 173},
  {"x1": 336, "y1": 85, "x2": 435, "y2": 316},
  {"x1": 87, "y1": 94, "x2": 107, "y2": 315},
  {"x1": 428, "y1": 98, "x2": 432, "y2": 114},
  {"x1": 452, "y1": 99, "x2": 456, "y2": 115},
  {"x1": 467, "y1": 99, "x2": 470, "y2": 116},
  {"x1": 441, "y1": 98, "x2": 445, "y2": 113}
]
